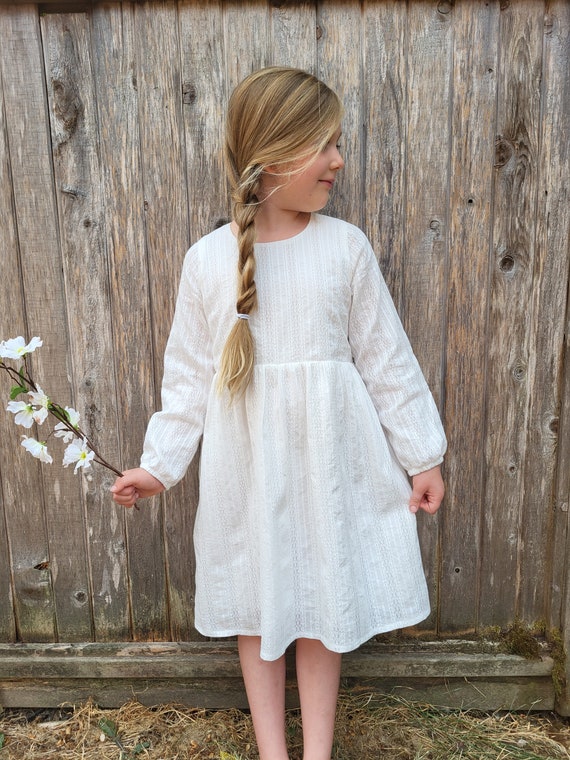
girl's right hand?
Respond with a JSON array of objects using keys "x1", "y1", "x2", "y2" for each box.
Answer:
[{"x1": 110, "y1": 468, "x2": 165, "y2": 508}]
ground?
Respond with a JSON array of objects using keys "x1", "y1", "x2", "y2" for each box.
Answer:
[{"x1": 1, "y1": 693, "x2": 570, "y2": 759}]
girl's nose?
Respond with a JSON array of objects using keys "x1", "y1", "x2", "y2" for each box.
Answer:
[{"x1": 331, "y1": 149, "x2": 344, "y2": 170}]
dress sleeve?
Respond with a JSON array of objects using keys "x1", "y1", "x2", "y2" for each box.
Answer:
[
  {"x1": 140, "y1": 248, "x2": 214, "y2": 489},
  {"x1": 348, "y1": 231, "x2": 447, "y2": 476}
]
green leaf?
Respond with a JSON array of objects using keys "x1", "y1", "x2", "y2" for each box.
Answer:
[
  {"x1": 0, "y1": 731, "x2": 5, "y2": 748},
  {"x1": 132, "y1": 741, "x2": 151, "y2": 755},
  {"x1": 9, "y1": 385, "x2": 28, "y2": 400},
  {"x1": 98, "y1": 717, "x2": 119, "y2": 739}
]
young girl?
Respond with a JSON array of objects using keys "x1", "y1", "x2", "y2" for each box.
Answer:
[{"x1": 112, "y1": 67, "x2": 446, "y2": 760}]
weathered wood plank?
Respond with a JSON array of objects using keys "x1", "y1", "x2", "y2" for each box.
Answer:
[
  {"x1": 520, "y1": 2, "x2": 570, "y2": 624},
  {"x1": 0, "y1": 675, "x2": 555, "y2": 711},
  {"x1": 41, "y1": 11, "x2": 130, "y2": 642},
  {"x1": 550, "y1": 0, "x2": 570, "y2": 709},
  {"x1": 479, "y1": 2, "x2": 544, "y2": 627},
  {"x1": 0, "y1": 644, "x2": 554, "y2": 680},
  {"x1": 179, "y1": 0, "x2": 228, "y2": 241},
  {"x1": 0, "y1": 642, "x2": 555, "y2": 711},
  {"x1": 556, "y1": 329, "x2": 570, "y2": 715},
  {"x1": 0, "y1": 4, "x2": 65, "y2": 643},
  {"x1": 316, "y1": 1, "x2": 362, "y2": 228},
  {"x1": 90, "y1": 2, "x2": 161, "y2": 640},
  {"x1": 270, "y1": 0, "x2": 316, "y2": 72},
  {"x1": 439, "y1": 0, "x2": 500, "y2": 632},
  {"x1": 0, "y1": 41, "x2": 20, "y2": 644},
  {"x1": 400, "y1": 1, "x2": 453, "y2": 631},
  {"x1": 362, "y1": 1, "x2": 407, "y2": 307},
  {"x1": 223, "y1": 0, "x2": 270, "y2": 90},
  {"x1": 128, "y1": 0, "x2": 194, "y2": 640}
]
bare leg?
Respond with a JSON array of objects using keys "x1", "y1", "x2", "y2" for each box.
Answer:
[
  {"x1": 237, "y1": 635, "x2": 290, "y2": 760},
  {"x1": 296, "y1": 638, "x2": 341, "y2": 760}
]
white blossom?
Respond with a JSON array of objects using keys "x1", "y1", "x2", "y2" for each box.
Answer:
[
  {"x1": 0, "y1": 336, "x2": 43, "y2": 360},
  {"x1": 63, "y1": 438, "x2": 95, "y2": 473},
  {"x1": 54, "y1": 406, "x2": 81, "y2": 443},
  {"x1": 21, "y1": 436, "x2": 53, "y2": 464},
  {"x1": 28, "y1": 386, "x2": 50, "y2": 425},
  {"x1": 6, "y1": 400, "x2": 35, "y2": 428}
]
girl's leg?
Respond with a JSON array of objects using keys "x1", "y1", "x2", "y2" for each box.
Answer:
[
  {"x1": 296, "y1": 638, "x2": 341, "y2": 760},
  {"x1": 237, "y1": 635, "x2": 290, "y2": 760}
]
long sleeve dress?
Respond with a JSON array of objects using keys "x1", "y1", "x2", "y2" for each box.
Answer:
[{"x1": 140, "y1": 213, "x2": 447, "y2": 661}]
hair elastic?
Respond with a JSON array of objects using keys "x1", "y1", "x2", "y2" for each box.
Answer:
[{"x1": 236, "y1": 313, "x2": 250, "y2": 320}]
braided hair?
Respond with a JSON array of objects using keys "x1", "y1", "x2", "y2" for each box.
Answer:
[{"x1": 218, "y1": 67, "x2": 343, "y2": 398}]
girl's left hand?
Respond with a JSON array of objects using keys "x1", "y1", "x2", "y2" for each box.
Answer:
[{"x1": 409, "y1": 465, "x2": 445, "y2": 515}]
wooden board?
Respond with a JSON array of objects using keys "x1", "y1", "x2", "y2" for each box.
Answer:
[
  {"x1": 129, "y1": 0, "x2": 193, "y2": 640},
  {"x1": 40, "y1": 10, "x2": 131, "y2": 641},
  {"x1": 439, "y1": 0, "x2": 500, "y2": 631},
  {"x1": 0, "y1": 641, "x2": 555, "y2": 711},
  {"x1": 317, "y1": 1, "x2": 362, "y2": 228},
  {"x1": 520, "y1": 1, "x2": 570, "y2": 624},
  {"x1": 0, "y1": 37, "x2": 21, "y2": 644},
  {"x1": 401, "y1": 0, "x2": 453, "y2": 631},
  {"x1": 90, "y1": 1, "x2": 162, "y2": 639},
  {"x1": 479, "y1": 2, "x2": 544, "y2": 627},
  {"x1": 0, "y1": 4, "x2": 63, "y2": 643}
]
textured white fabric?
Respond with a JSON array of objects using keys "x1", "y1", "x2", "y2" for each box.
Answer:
[{"x1": 140, "y1": 214, "x2": 447, "y2": 660}]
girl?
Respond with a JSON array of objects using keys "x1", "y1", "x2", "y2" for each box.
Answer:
[{"x1": 112, "y1": 67, "x2": 446, "y2": 760}]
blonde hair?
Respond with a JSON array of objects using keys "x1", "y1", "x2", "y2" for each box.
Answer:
[{"x1": 218, "y1": 67, "x2": 343, "y2": 398}]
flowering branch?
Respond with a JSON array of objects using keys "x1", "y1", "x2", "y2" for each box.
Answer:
[{"x1": 1, "y1": 336, "x2": 122, "y2": 478}]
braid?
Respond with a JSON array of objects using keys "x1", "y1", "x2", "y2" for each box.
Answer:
[
  {"x1": 218, "y1": 67, "x2": 343, "y2": 399},
  {"x1": 217, "y1": 172, "x2": 260, "y2": 398}
]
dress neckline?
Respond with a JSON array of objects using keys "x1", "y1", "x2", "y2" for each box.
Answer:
[{"x1": 228, "y1": 214, "x2": 316, "y2": 248}]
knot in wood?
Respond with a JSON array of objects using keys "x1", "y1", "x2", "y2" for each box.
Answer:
[
  {"x1": 182, "y1": 82, "x2": 197, "y2": 105},
  {"x1": 511, "y1": 362, "x2": 526, "y2": 383},
  {"x1": 437, "y1": 1, "x2": 454, "y2": 15},
  {"x1": 498, "y1": 253, "x2": 516, "y2": 275},
  {"x1": 495, "y1": 137, "x2": 514, "y2": 167},
  {"x1": 544, "y1": 14, "x2": 554, "y2": 34},
  {"x1": 544, "y1": 415, "x2": 559, "y2": 438},
  {"x1": 52, "y1": 77, "x2": 83, "y2": 142}
]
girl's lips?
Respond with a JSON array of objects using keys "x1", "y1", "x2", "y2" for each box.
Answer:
[{"x1": 319, "y1": 179, "x2": 334, "y2": 188}]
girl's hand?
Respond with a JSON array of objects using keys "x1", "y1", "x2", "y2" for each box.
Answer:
[
  {"x1": 110, "y1": 468, "x2": 165, "y2": 508},
  {"x1": 409, "y1": 465, "x2": 444, "y2": 515}
]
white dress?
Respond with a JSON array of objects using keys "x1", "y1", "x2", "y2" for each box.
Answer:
[{"x1": 140, "y1": 214, "x2": 447, "y2": 661}]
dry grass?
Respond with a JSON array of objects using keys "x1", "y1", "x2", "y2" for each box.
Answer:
[{"x1": 0, "y1": 693, "x2": 569, "y2": 760}]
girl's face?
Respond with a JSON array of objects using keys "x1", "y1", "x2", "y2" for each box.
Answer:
[{"x1": 261, "y1": 128, "x2": 344, "y2": 215}]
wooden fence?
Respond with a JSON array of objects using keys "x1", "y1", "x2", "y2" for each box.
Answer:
[{"x1": 0, "y1": 0, "x2": 569, "y2": 712}]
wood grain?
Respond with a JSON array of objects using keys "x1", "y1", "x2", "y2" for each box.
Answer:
[
  {"x1": 401, "y1": 0, "x2": 454, "y2": 631},
  {"x1": 130, "y1": 0, "x2": 192, "y2": 640},
  {"x1": 439, "y1": 0, "x2": 500, "y2": 631},
  {"x1": 479, "y1": 2, "x2": 544, "y2": 627},
  {"x1": 0, "y1": 27, "x2": 22, "y2": 644},
  {"x1": 40, "y1": 11, "x2": 130, "y2": 642},
  {"x1": 316, "y1": 1, "x2": 362, "y2": 228},
  {"x1": 519, "y1": 0, "x2": 570, "y2": 624},
  {"x1": 90, "y1": 2, "x2": 164, "y2": 640},
  {"x1": 0, "y1": 4, "x2": 63, "y2": 643}
]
